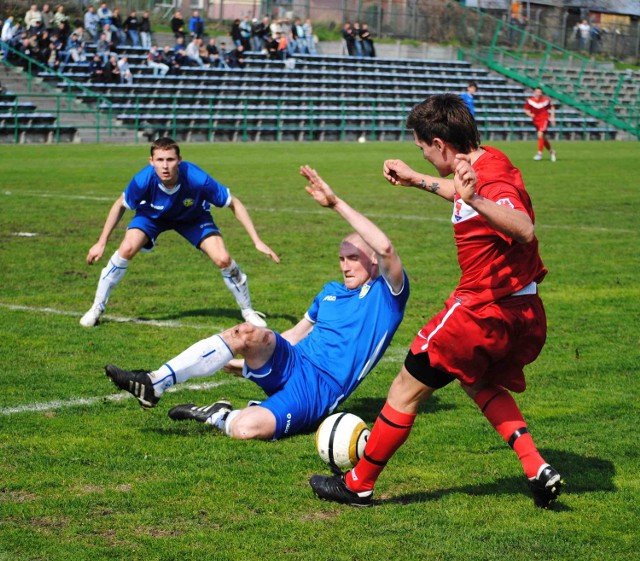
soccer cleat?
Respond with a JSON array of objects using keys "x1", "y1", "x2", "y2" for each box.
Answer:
[
  {"x1": 550, "y1": 151, "x2": 557, "y2": 162},
  {"x1": 79, "y1": 303, "x2": 104, "y2": 327},
  {"x1": 533, "y1": 153, "x2": 543, "y2": 161},
  {"x1": 168, "y1": 400, "x2": 232, "y2": 426},
  {"x1": 309, "y1": 473, "x2": 373, "y2": 507},
  {"x1": 528, "y1": 464, "x2": 563, "y2": 508},
  {"x1": 241, "y1": 309, "x2": 267, "y2": 328},
  {"x1": 105, "y1": 364, "x2": 159, "y2": 409}
]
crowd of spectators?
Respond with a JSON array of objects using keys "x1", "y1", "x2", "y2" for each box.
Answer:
[{"x1": 341, "y1": 21, "x2": 375, "y2": 58}]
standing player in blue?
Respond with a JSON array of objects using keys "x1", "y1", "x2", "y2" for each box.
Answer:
[
  {"x1": 105, "y1": 165, "x2": 409, "y2": 441},
  {"x1": 80, "y1": 137, "x2": 279, "y2": 329}
]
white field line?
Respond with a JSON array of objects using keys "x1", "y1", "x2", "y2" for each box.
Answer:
[
  {"x1": 0, "y1": 303, "x2": 223, "y2": 332},
  {"x1": 6, "y1": 191, "x2": 634, "y2": 234},
  {"x1": 0, "y1": 380, "x2": 231, "y2": 416}
]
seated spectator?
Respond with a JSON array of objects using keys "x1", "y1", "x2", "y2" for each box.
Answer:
[
  {"x1": 160, "y1": 45, "x2": 180, "y2": 75},
  {"x1": 173, "y1": 37, "x2": 198, "y2": 67},
  {"x1": 102, "y1": 54, "x2": 121, "y2": 84},
  {"x1": 171, "y1": 11, "x2": 185, "y2": 40},
  {"x1": 205, "y1": 37, "x2": 221, "y2": 67},
  {"x1": 124, "y1": 11, "x2": 140, "y2": 47},
  {"x1": 96, "y1": 31, "x2": 111, "y2": 64},
  {"x1": 147, "y1": 44, "x2": 169, "y2": 76},
  {"x1": 186, "y1": 36, "x2": 205, "y2": 67},
  {"x1": 117, "y1": 54, "x2": 133, "y2": 84},
  {"x1": 52, "y1": 5, "x2": 70, "y2": 39},
  {"x1": 265, "y1": 34, "x2": 279, "y2": 60},
  {"x1": 227, "y1": 44, "x2": 246, "y2": 69},
  {"x1": 62, "y1": 32, "x2": 86, "y2": 67},
  {"x1": 84, "y1": 6, "x2": 99, "y2": 41},
  {"x1": 88, "y1": 53, "x2": 104, "y2": 82},
  {"x1": 47, "y1": 39, "x2": 61, "y2": 72},
  {"x1": 140, "y1": 11, "x2": 152, "y2": 49},
  {"x1": 189, "y1": 10, "x2": 204, "y2": 39},
  {"x1": 217, "y1": 41, "x2": 231, "y2": 69},
  {"x1": 276, "y1": 31, "x2": 288, "y2": 60}
]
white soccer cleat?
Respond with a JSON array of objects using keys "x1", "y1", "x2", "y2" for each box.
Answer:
[
  {"x1": 550, "y1": 151, "x2": 557, "y2": 162},
  {"x1": 241, "y1": 308, "x2": 267, "y2": 328},
  {"x1": 533, "y1": 153, "x2": 543, "y2": 161},
  {"x1": 79, "y1": 303, "x2": 104, "y2": 327}
]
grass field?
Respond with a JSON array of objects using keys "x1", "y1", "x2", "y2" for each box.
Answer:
[{"x1": 0, "y1": 140, "x2": 639, "y2": 560}]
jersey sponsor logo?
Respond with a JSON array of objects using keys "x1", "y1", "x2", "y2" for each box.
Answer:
[
  {"x1": 284, "y1": 412, "x2": 292, "y2": 434},
  {"x1": 496, "y1": 198, "x2": 515, "y2": 208},
  {"x1": 183, "y1": 198, "x2": 194, "y2": 207},
  {"x1": 150, "y1": 203, "x2": 165, "y2": 210},
  {"x1": 452, "y1": 196, "x2": 478, "y2": 223},
  {"x1": 322, "y1": 295, "x2": 337, "y2": 302}
]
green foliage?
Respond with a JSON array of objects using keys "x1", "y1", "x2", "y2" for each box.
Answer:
[{"x1": 0, "y1": 141, "x2": 639, "y2": 560}]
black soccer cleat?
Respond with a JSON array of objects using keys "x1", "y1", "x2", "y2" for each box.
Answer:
[
  {"x1": 528, "y1": 464, "x2": 563, "y2": 508},
  {"x1": 309, "y1": 473, "x2": 373, "y2": 507},
  {"x1": 105, "y1": 364, "x2": 159, "y2": 409},
  {"x1": 168, "y1": 400, "x2": 232, "y2": 425}
]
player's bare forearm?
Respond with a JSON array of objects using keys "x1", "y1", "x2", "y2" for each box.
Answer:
[
  {"x1": 87, "y1": 196, "x2": 126, "y2": 264},
  {"x1": 383, "y1": 159, "x2": 455, "y2": 201},
  {"x1": 281, "y1": 318, "x2": 314, "y2": 345},
  {"x1": 229, "y1": 196, "x2": 280, "y2": 263}
]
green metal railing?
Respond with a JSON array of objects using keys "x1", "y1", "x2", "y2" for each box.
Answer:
[
  {"x1": 1, "y1": 41, "x2": 116, "y2": 142},
  {"x1": 457, "y1": 9, "x2": 640, "y2": 139}
]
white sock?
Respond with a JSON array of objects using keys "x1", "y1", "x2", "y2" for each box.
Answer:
[
  {"x1": 215, "y1": 408, "x2": 240, "y2": 435},
  {"x1": 220, "y1": 260, "x2": 252, "y2": 310},
  {"x1": 94, "y1": 251, "x2": 129, "y2": 308},
  {"x1": 148, "y1": 334, "x2": 233, "y2": 395}
]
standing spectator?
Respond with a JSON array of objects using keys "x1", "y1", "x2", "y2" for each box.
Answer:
[
  {"x1": 250, "y1": 17, "x2": 264, "y2": 52},
  {"x1": 342, "y1": 22, "x2": 355, "y2": 56},
  {"x1": 292, "y1": 18, "x2": 306, "y2": 53},
  {"x1": 139, "y1": 11, "x2": 152, "y2": 49},
  {"x1": 25, "y1": 5, "x2": 43, "y2": 32},
  {"x1": 309, "y1": 94, "x2": 563, "y2": 510},
  {"x1": 461, "y1": 81, "x2": 478, "y2": 119},
  {"x1": 303, "y1": 18, "x2": 316, "y2": 55},
  {"x1": 524, "y1": 86, "x2": 556, "y2": 161},
  {"x1": 79, "y1": 137, "x2": 279, "y2": 329},
  {"x1": 147, "y1": 44, "x2": 168, "y2": 76},
  {"x1": 353, "y1": 22, "x2": 364, "y2": 57},
  {"x1": 42, "y1": 4, "x2": 54, "y2": 32},
  {"x1": 117, "y1": 54, "x2": 133, "y2": 84},
  {"x1": 230, "y1": 18, "x2": 242, "y2": 48},
  {"x1": 110, "y1": 8, "x2": 126, "y2": 46},
  {"x1": 239, "y1": 16, "x2": 252, "y2": 50},
  {"x1": 123, "y1": 11, "x2": 140, "y2": 47},
  {"x1": 52, "y1": 5, "x2": 70, "y2": 38},
  {"x1": 189, "y1": 10, "x2": 204, "y2": 39},
  {"x1": 360, "y1": 23, "x2": 375, "y2": 57},
  {"x1": 97, "y1": 3, "x2": 112, "y2": 28},
  {"x1": 84, "y1": 6, "x2": 99, "y2": 41},
  {"x1": 1, "y1": 16, "x2": 16, "y2": 59},
  {"x1": 574, "y1": 19, "x2": 591, "y2": 51},
  {"x1": 170, "y1": 11, "x2": 185, "y2": 40}
]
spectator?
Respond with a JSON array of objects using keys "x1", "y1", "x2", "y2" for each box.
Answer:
[
  {"x1": 170, "y1": 11, "x2": 185, "y2": 40},
  {"x1": 217, "y1": 41, "x2": 231, "y2": 69},
  {"x1": 42, "y1": 4, "x2": 54, "y2": 32},
  {"x1": 230, "y1": 19, "x2": 242, "y2": 48},
  {"x1": 461, "y1": 81, "x2": 478, "y2": 119},
  {"x1": 228, "y1": 44, "x2": 246, "y2": 69},
  {"x1": 574, "y1": 19, "x2": 590, "y2": 51},
  {"x1": 96, "y1": 31, "x2": 111, "y2": 64},
  {"x1": 102, "y1": 53, "x2": 121, "y2": 84},
  {"x1": 342, "y1": 22, "x2": 355, "y2": 56},
  {"x1": 25, "y1": 4, "x2": 43, "y2": 32},
  {"x1": 303, "y1": 18, "x2": 316, "y2": 55},
  {"x1": 88, "y1": 53, "x2": 104, "y2": 82},
  {"x1": 265, "y1": 34, "x2": 279, "y2": 60},
  {"x1": 123, "y1": 11, "x2": 140, "y2": 47},
  {"x1": 97, "y1": 3, "x2": 112, "y2": 28},
  {"x1": 110, "y1": 8, "x2": 126, "y2": 46},
  {"x1": 360, "y1": 23, "x2": 375, "y2": 57},
  {"x1": 117, "y1": 54, "x2": 133, "y2": 84},
  {"x1": 205, "y1": 37, "x2": 220, "y2": 67},
  {"x1": 100, "y1": 23, "x2": 118, "y2": 52},
  {"x1": 62, "y1": 31, "x2": 86, "y2": 67},
  {"x1": 251, "y1": 17, "x2": 264, "y2": 52},
  {"x1": 292, "y1": 18, "x2": 306, "y2": 54},
  {"x1": 1, "y1": 16, "x2": 16, "y2": 59},
  {"x1": 139, "y1": 11, "x2": 152, "y2": 49},
  {"x1": 239, "y1": 16, "x2": 252, "y2": 51},
  {"x1": 84, "y1": 6, "x2": 99, "y2": 41},
  {"x1": 47, "y1": 39, "x2": 61, "y2": 71},
  {"x1": 189, "y1": 10, "x2": 204, "y2": 39},
  {"x1": 159, "y1": 44, "x2": 180, "y2": 75},
  {"x1": 173, "y1": 36, "x2": 197, "y2": 67},
  {"x1": 52, "y1": 5, "x2": 70, "y2": 38},
  {"x1": 146, "y1": 44, "x2": 168, "y2": 76},
  {"x1": 353, "y1": 22, "x2": 364, "y2": 58},
  {"x1": 186, "y1": 36, "x2": 205, "y2": 67},
  {"x1": 276, "y1": 32, "x2": 288, "y2": 60}
]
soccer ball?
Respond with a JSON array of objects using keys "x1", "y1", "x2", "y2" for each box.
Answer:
[
  {"x1": 357, "y1": 135, "x2": 367, "y2": 143},
  {"x1": 315, "y1": 412, "x2": 370, "y2": 472}
]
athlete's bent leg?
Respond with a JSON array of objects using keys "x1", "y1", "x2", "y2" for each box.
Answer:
[{"x1": 226, "y1": 406, "x2": 276, "y2": 440}]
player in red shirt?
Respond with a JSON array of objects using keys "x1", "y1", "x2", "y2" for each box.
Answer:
[
  {"x1": 309, "y1": 94, "x2": 563, "y2": 509},
  {"x1": 524, "y1": 86, "x2": 557, "y2": 161}
]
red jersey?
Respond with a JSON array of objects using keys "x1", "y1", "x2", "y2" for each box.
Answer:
[
  {"x1": 452, "y1": 146, "x2": 547, "y2": 307},
  {"x1": 524, "y1": 95, "x2": 552, "y2": 122}
]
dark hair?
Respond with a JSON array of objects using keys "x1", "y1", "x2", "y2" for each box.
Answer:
[
  {"x1": 150, "y1": 137, "x2": 181, "y2": 157},
  {"x1": 406, "y1": 94, "x2": 480, "y2": 154},
  {"x1": 468, "y1": 81, "x2": 478, "y2": 89}
]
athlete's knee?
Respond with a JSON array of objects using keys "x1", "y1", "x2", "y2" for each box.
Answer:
[
  {"x1": 228, "y1": 408, "x2": 275, "y2": 440},
  {"x1": 118, "y1": 240, "x2": 141, "y2": 260},
  {"x1": 213, "y1": 255, "x2": 232, "y2": 269},
  {"x1": 224, "y1": 322, "x2": 269, "y2": 351}
]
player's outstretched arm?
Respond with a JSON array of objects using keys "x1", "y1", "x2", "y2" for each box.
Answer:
[
  {"x1": 454, "y1": 154, "x2": 534, "y2": 244},
  {"x1": 86, "y1": 194, "x2": 127, "y2": 265},
  {"x1": 300, "y1": 165, "x2": 404, "y2": 293},
  {"x1": 228, "y1": 196, "x2": 280, "y2": 263},
  {"x1": 383, "y1": 159, "x2": 455, "y2": 201}
]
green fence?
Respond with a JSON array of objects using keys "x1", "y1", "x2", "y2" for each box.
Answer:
[{"x1": 458, "y1": 9, "x2": 640, "y2": 139}]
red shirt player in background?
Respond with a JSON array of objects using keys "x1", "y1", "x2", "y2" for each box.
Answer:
[
  {"x1": 524, "y1": 86, "x2": 557, "y2": 161},
  {"x1": 310, "y1": 94, "x2": 563, "y2": 510}
]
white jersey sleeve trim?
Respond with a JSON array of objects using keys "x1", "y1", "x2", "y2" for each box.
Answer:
[
  {"x1": 383, "y1": 270, "x2": 406, "y2": 297},
  {"x1": 304, "y1": 311, "x2": 317, "y2": 325}
]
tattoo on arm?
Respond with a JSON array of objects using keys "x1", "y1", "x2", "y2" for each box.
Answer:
[{"x1": 418, "y1": 179, "x2": 440, "y2": 193}]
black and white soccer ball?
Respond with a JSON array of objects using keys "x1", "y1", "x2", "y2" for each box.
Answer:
[{"x1": 315, "y1": 412, "x2": 370, "y2": 472}]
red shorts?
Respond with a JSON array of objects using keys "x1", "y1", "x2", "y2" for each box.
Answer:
[
  {"x1": 409, "y1": 294, "x2": 547, "y2": 393},
  {"x1": 533, "y1": 118, "x2": 549, "y2": 133}
]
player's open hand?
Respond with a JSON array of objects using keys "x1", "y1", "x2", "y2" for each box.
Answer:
[
  {"x1": 255, "y1": 240, "x2": 280, "y2": 263},
  {"x1": 223, "y1": 358, "x2": 245, "y2": 377},
  {"x1": 383, "y1": 159, "x2": 417, "y2": 187},
  {"x1": 453, "y1": 154, "x2": 477, "y2": 203},
  {"x1": 86, "y1": 242, "x2": 105, "y2": 265},
  {"x1": 300, "y1": 165, "x2": 338, "y2": 208}
]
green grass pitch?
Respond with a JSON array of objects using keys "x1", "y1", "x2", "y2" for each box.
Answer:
[{"x1": 0, "y1": 141, "x2": 639, "y2": 560}]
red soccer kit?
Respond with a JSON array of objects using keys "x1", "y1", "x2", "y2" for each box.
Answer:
[
  {"x1": 524, "y1": 95, "x2": 553, "y2": 132},
  {"x1": 410, "y1": 146, "x2": 548, "y2": 392}
]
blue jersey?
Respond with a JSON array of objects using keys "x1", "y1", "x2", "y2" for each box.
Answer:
[
  {"x1": 123, "y1": 161, "x2": 232, "y2": 222},
  {"x1": 461, "y1": 92, "x2": 476, "y2": 118},
  {"x1": 296, "y1": 271, "x2": 410, "y2": 398}
]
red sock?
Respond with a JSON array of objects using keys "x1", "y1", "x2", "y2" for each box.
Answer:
[
  {"x1": 345, "y1": 402, "x2": 416, "y2": 492},
  {"x1": 473, "y1": 386, "x2": 545, "y2": 479},
  {"x1": 537, "y1": 137, "x2": 544, "y2": 152}
]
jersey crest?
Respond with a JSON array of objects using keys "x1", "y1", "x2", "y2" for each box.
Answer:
[
  {"x1": 452, "y1": 196, "x2": 479, "y2": 223},
  {"x1": 183, "y1": 198, "x2": 194, "y2": 207}
]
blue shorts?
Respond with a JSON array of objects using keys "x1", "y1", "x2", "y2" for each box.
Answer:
[
  {"x1": 243, "y1": 332, "x2": 344, "y2": 440},
  {"x1": 127, "y1": 213, "x2": 220, "y2": 250}
]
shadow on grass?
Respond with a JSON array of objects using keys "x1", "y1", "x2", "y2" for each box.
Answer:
[{"x1": 381, "y1": 450, "x2": 616, "y2": 510}]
